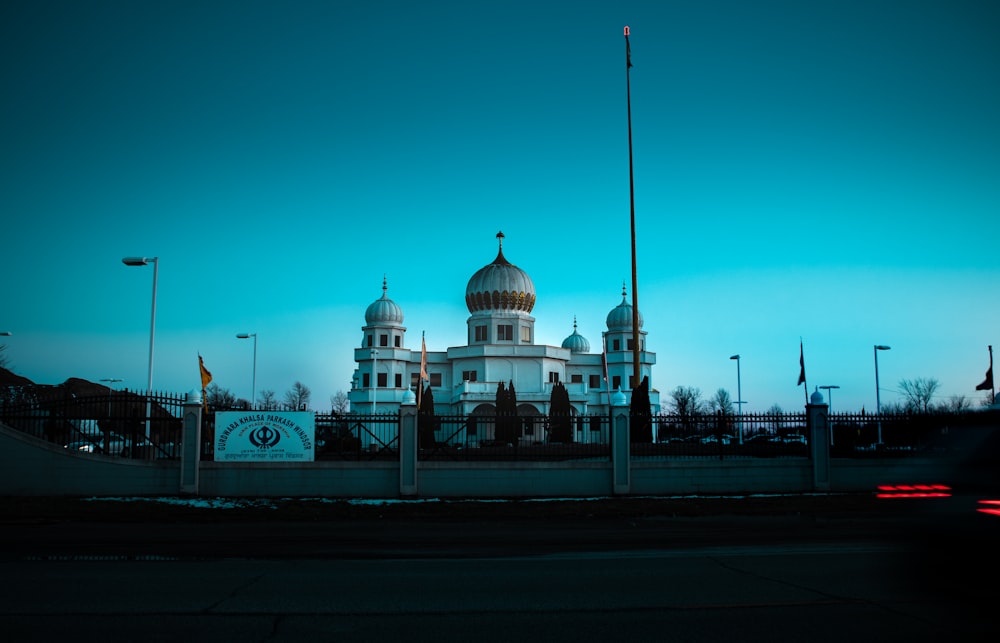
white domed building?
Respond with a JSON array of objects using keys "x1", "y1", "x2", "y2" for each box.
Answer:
[{"x1": 348, "y1": 232, "x2": 659, "y2": 437}]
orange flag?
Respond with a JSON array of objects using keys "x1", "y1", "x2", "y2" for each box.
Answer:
[{"x1": 199, "y1": 354, "x2": 213, "y2": 390}]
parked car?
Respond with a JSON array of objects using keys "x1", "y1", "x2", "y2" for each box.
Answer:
[
  {"x1": 64, "y1": 434, "x2": 130, "y2": 457},
  {"x1": 782, "y1": 434, "x2": 807, "y2": 445}
]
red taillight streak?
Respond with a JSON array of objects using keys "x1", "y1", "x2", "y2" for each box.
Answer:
[
  {"x1": 876, "y1": 492, "x2": 952, "y2": 499},
  {"x1": 876, "y1": 484, "x2": 951, "y2": 493}
]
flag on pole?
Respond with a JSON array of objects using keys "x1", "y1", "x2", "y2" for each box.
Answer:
[
  {"x1": 624, "y1": 26, "x2": 632, "y2": 69},
  {"x1": 199, "y1": 354, "x2": 212, "y2": 390},
  {"x1": 418, "y1": 332, "x2": 429, "y2": 409},
  {"x1": 797, "y1": 341, "x2": 806, "y2": 386},
  {"x1": 420, "y1": 332, "x2": 429, "y2": 384},
  {"x1": 976, "y1": 366, "x2": 993, "y2": 391},
  {"x1": 601, "y1": 337, "x2": 610, "y2": 384}
]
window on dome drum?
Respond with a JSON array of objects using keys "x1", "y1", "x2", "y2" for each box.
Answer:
[
  {"x1": 475, "y1": 325, "x2": 487, "y2": 342},
  {"x1": 612, "y1": 375, "x2": 621, "y2": 390},
  {"x1": 629, "y1": 375, "x2": 638, "y2": 389},
  {"x1": 571, "y1": 374, "x2": 583, "y2": 384},
  {"x1": 377, "y1": 373, "x2": 388, "y2": 387},
  {"x1": 548, "y1": 372, "x2": 559, "y2": 383},
  {"x1": 462, "y1": 370, "x2": 477, "y2": 382},
  {"x1": 379, "y1": 334, "x2": 389, "y2": 347},
  {"x1": 363, "y1": 373, "x2": 371, "y2": 387},
  {"x1": 430, "y1": 373, "x2": 442, "y2": 387},
  {"x1": 520, "y1": 326, "x2": 530, "y2": 342},
  {"x1": 589, "y1": 374, "x2": 601, "y2": 388},
  {"x1": 612, "y1": 339, "x2": 621, "y2": 351},
  {"x1": 497, "y1": 324, "x2": 513, "y2": 341},
  {"x1": 394, "y1": 374, "x2": 402, "y2": 387},
  {"x1": 626, "y1": 339, "x2": 634, "y2": 351},
  {"x1": 410, "y1": 373, "x2": 420, "y2": 386},
  {"x1": 394, "y1": 336, "x2": 401, "y2": 347},
  {"x1": 366, "y1": 335, "x2": 373, "y2": 347}
]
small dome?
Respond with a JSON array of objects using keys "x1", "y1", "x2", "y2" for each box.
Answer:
[
  {"x1": 811, "y1": 387, "x2": 825, "y2": 405},
  {"x1": 561, "y1": 317, "x2": 590, "y2": 353},
  {"x1": 365, "y1": 277, "x2": 404, "y2": 325},
  {"x1": 402, "y1": 387, "x2": 417, "y2": 405},
  {"x1": 466, "y1": 231, "x2": 536, "y2": 313},
  {"x1": 606, "y1": 283, "x2": 643, "y2": 330}
]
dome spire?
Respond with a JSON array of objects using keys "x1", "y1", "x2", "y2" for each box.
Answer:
[
  {"x1": 494, "y1": 230, "x2": 509, "y2": 265},
  {"x1": 381, "y1": 274, "x2": 388, "y2": 297}
]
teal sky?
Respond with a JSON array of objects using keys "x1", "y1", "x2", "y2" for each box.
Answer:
[{"x1": 2, "y1": 0, "x2": 997, "y2": 412}]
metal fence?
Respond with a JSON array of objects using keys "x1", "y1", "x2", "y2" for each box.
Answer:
[
  {"x1": 416, "y1": 414, "x2": 613, "y2": 461},
  {"x1": 3, "y1": 386, "x2": 996, "y2": 463},
  {"x1": 0, "y1": 388, "x2": 186, "y2": 459}
]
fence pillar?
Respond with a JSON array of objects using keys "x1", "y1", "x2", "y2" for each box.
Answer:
[
  {"x1": 611, "y1": 389, "x2": 630, "y2": 495},
  {"x1": 807, "y1": 389, "x2": 831, "y2": 492},
  {"x1": 179, "y1": 390, "x2": 203, "y2": 495},
  {"x1": 399, "y1": 402, "x2": 418, "y2": 497}
]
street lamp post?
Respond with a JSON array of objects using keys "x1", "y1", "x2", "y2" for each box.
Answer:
[
  {"x1": 819, "y1": 384, "x2": 840, "y2": 446},
  {"x1": 371, "y1": 349, "x2": 378, "y2": 413},
  {"x1": 874, "y1": 345, "x2": 891, "y2": 445},
  {"x1": 0, "y1": 331, "x2": 11, "y2": 336},
  {"x1": 122, "y1": 256, "x2": 158, "y2": 446},
  {"x1": 236, "y1": 333, "x2": 257, "y2": 407},
  {"x1": 730, "y1": 354, "x2": 743, "y2": 444},
  {"x1": 818, "y1": 385, "x2": 840, "y2": 413},
  {"x1": 99, "y1": 378, "x2": 123, "y2": 425}
]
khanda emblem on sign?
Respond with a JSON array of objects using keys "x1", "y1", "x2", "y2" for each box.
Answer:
[{"x1": 249, "y1": 424, "x2": 281, "y2": 449}]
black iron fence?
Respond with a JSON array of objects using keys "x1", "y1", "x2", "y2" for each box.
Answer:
[
  {"x1": 416, "y1": 414, "x2": 612, "y2": 461},
  {"x1": 3, "y1": 386, "x2": 996, "y2": 463},
  {"x1": 0, "y1": 388, "x2": 186, "y2": 459}
]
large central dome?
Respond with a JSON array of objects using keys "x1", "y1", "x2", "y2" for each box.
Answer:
[{"x1": 465, "y1": 231, "x2": 536, "y2": 313}]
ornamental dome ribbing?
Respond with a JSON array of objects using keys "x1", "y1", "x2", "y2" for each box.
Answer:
[
  {"x1": 606, "y1": 284, "x2": 643, "y2": 330},
  {"x1": 561, "y1": 317, "x2": 591, "y2": 353},
  {"x1": 365, "y1": 277, "x2": 404, "y2": 325},
  {"x1": 465, "y1": 231, "x2": 536, "y2": 314}
]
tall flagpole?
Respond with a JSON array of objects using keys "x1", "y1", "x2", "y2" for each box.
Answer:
[
  {"x1": 625, "y1": 25, "x2": 641, "y2": 391},
  {"x1": 990, "y1": 344, "x2": 995, "y2": 406}
]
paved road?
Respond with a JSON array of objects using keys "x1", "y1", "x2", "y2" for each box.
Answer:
[{"x1": 1, "y1": 494, "x2": 997, "y2": 642}]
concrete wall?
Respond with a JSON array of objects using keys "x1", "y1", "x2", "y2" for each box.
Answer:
[
  {"x1": 0, "y1": 421, "x2": 181, "y2": 496},
  {"x1": 0, "y1": 421, "x2": 946, "y2": 498}
]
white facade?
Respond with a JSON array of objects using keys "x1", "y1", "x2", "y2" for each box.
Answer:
[{"x1": 347, "y1": 232, "x2": 660, "y2": 421}]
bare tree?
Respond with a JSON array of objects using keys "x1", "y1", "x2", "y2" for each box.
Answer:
[
  {"x1": 668, "y1": 386, "x2": 704, "y2": 417},
  {"x1": 284, "y1": 381, "x2": 311, "y2": 410},
  {"x1": 942, "y1": 395, "x2": 972, "y2": 412},
  {"x1": 330, "y1": 390, "x2": 350, "y2": 414},
  {"x1": 258, "y1": 389, "x2": 277, "y2": 411},
  {"x1": 205, "y1": 383, "x2": 237, "y2": 409},
  {"x1": 899, "y1": 377, "x2": 940, "y2": 413},
  {"x1": 708, "y1": 388, "x2": 734, "y2": 415}
]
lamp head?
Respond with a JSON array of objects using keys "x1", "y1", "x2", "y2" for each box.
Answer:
[
  {"x1": 122, "y1": 256, "x2": 153, "y2": 266},
  {"x1": 236, "y1": 333, "x2": 255, "y2": 339},
  {"x1": 730, "y1": 354, "x2": 740, "y2": 360},
  {"x1": 875, "y1": 345, "x2": 891, "y2": 351}
]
